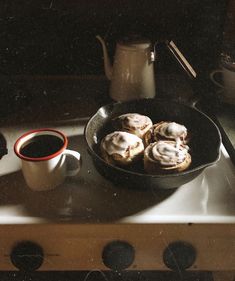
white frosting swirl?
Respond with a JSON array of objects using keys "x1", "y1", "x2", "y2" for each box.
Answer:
[
  {"x1": 151, "y1": 141, "x2": 189, "y2": 166},
  {"x1": 157, "y1": 122, "x2": 187, "y2": 140},
  {"x1": 102, "y1": 131, "x2": 144, "y2": 157},
  {"x1": 118, "y1": 113, "x2": 152, "y2": 136}
]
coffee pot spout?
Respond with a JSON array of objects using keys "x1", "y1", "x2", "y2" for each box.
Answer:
[{"x1": 96, "y1": 35, "x2": 113, "y2": 80}]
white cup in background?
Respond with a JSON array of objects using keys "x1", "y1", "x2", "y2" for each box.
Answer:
[
  {"x1": 14, "y1": 128, "x2": 81, "y2": 191},
  {"x1": 210, "y1": 61, "x2": 235, "y2": 105}
]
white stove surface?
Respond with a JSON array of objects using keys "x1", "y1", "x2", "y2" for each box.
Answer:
[{"x1": 0, "y1": 119, "x2": 235, "y2": 224}]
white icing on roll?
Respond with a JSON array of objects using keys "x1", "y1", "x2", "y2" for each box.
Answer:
[
  {"x1": 102, "y1": 131, "x2": 144, "y2": 157},
  {"x1": 151, "y1": 141, "x2": 189, "y2": 166},
  {"x1": 118, "y1": 113, "x2": 152, "y2": 136},
  {"x1": 158, "y1": 122, "x2": 187, "y2": 140}
]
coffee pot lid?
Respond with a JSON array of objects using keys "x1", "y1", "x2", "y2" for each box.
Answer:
[
  {"x1": 166, "y1": 40, "x2": 197, "y2": 79},
  {"x1": 118, "y1": 35, "x2": 151, "y2": 50}
]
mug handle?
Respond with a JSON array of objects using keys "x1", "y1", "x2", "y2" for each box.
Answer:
[
  {"x1": 63, "y1": 149, "x2": 81, "y2": 177},
  {"x1": 210, "y1": 69, "x2": 224, "y2": 88}
]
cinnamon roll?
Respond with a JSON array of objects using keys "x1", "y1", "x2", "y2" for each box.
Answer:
[
  {"x1": 144, "y1": 121, "x2": 188, "y2": 146},
  {"x1": 144, "y1": 140, "x2": 191, "y2": 174},
  {"x1": 100, "y1": 131, "x2": 144, "y2": 166},
  {"x1": 113, "y1": 113, "x2": 153, "y2": 139}
]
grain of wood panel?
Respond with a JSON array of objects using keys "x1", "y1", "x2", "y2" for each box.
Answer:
[{"x1": 0, "y1": 224, "x2": 234, "y2": 271}]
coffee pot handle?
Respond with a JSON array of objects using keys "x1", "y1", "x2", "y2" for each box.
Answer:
[{"x1": 165, "y1": 40, "x2": 197, "y2": 79}]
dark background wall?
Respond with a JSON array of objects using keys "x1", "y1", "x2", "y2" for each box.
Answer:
[{"x1": 0, "y1": 0, "x2": 228, "y2": 76}]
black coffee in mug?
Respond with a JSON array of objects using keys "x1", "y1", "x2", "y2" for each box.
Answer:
[{"x1": 20, "y1": 135, "x2": 64, "y2": 158}]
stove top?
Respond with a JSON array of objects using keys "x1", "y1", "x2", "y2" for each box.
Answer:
[
  {"x1": 213, "y1": 103, "x2": 235, "y2": 165},
  {"x1": 0, "y1": 77, "x2": 235, "y2": 273},
  {"x1": 0, "y1": 118, "x2": 234, "y2": 225},
  {"x1": 197, "y1": 98, "x2": 235, "y2": 166}
]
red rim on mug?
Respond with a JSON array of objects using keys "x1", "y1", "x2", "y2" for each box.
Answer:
[{"x1": 14, "y1": 128, "x2": 68, "y2": 162}]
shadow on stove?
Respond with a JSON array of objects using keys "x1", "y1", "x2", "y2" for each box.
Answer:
[{"x1": 0, "y1": 134, "x2": 177, "y2": 223}]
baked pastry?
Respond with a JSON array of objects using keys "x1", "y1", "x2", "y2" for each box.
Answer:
[
  {"x1": 100, "y1": 131, "x2": 144, "y2": 166},
  {"x1": 144, "y1": 140, "x2": 191, "y2": 174},
  {"x1": 144, "y1": 121, "x2": 188, "y2": 146},
  {"x1": 113, "y1": 113, "x2": 153, "y2": 139}
]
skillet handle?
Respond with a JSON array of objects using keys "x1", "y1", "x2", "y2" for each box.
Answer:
[
  {"x1": 176, "y1": 94, "x2": 200, "y2": 109},
  {"x1": 187, "y1": 95, "x2": 200, "y2": 109},
  {"x1": 87, "y1": 148, "x2": 93, "y2": 157}
]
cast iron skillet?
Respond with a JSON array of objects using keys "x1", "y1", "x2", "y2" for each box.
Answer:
[{"x1": 84, "y1": 99, "x2": 221, "y2": 189}]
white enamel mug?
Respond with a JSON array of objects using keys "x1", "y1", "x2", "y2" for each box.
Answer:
[
  {"x1": 210, "y1": 63, "x2": 235, "y2": 104},
  {"x1": 14, "y1": 128, "x2": 81, "y2": 191}
]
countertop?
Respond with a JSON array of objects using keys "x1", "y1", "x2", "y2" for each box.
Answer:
[
  {"x1": 0, "y1": 75, "x2": 110, "y2": 125},
  {"x1": 0, "y1": 74, "x2": 195, "y2": 125}
]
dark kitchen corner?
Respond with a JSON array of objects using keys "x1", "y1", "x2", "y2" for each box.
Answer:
[
  {"x1": 0, "y1": 0, "x2": 227, "y2": 75},
  {"x1": 0, "y1": 0, "x2": 229, "y2": 115}
]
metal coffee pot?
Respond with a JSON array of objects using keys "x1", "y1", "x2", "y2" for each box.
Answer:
[{"x1": 97, "y1": 35, "x2": 196, "y2": 101}]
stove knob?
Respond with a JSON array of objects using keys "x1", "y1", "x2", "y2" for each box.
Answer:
[
  {"x1": 10, "y1": 241, "x2": 44, "y2": 271},
  {"x1": 163, "y1": 241, "x2": 196, "y2": 271},
  {"x1": 102, "y1": 240, "x2": 135, "y2": 270}
]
